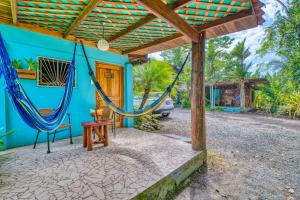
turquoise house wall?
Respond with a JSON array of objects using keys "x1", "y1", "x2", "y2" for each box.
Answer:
[
  {"x1": 0, "y1": 79, "x2": 6, "y2": 150},
  {"x1": 0, "y1": 24, "x2": 134, "y2": 149}
]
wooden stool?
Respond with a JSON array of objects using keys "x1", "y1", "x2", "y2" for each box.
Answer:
[{"x1": 81, "y1": 121, "x2": 112, "y2": 151}]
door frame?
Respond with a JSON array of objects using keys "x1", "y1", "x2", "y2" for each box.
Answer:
[{"x1": 95, "y1": 61, "x2": 124, "y2": 127}]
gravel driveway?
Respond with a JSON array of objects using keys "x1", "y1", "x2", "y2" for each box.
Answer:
[{"x1": 157, "y1": 109, "x2": 300, "y2": 200}]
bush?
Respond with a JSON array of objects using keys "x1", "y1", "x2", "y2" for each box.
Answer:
[
  {"x1": 134, "y1": 114, "x2": 162, "y2": 132},
  {"x1": 206, "y1": 106, "x2": 225, "y2": 112},
  {"x1": 180, "y1": 92, "x2": 191, "y2": 109}
]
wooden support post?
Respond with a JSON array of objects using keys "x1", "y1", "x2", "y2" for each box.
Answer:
[
  {"x1": 10, "y1": 0, "x2": 17, "y2": 24},
  {"x1": 191, "y1": 31, "x2": 206, "y2": 151}
]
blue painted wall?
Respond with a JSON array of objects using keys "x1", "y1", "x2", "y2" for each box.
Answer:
[
  {"x1": 0, "y1": 24, "x2": 134, "y2": 149},
  {"x1": 0, "y1": 79, "x2": 6, "y2": 150}
]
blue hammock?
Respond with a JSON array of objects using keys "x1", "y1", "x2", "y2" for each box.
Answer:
[
  {"x1": 0, "y1": 33, "x2": 77, "y2": 132},
  {"x1": 81, "y1": 42, "x2": 190, "y2": 118}
]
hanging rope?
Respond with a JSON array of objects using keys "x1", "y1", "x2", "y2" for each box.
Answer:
[
  {"x1": 0, "y1": 33, "x2": 77, "y2": 132},
  {"x1": 81, "y1": 42, "x2": 191, "y2": 118}
]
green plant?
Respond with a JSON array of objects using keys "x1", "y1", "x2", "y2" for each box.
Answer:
[
  {"x1": 205, "y1": 36, "x2": 233, "y2": 82},
  {"x1": 0, "y1": 130, "x2": 14, "y2": 148},
  {"x1": 134, "y1": 114, "x2": 161, "y2": 131},
  {"x1": 134, "y1": 60, "x2": 174, "y2": 109},
  {"x1": 206, "y1": 106, "x2": 225, "y2": 112},
  {"x1": 226, "y1": 39, "x2": 252, "y2": 113},
  {"x1": 255, "y1": 73, "x2": 300, "y2": 118},
  {"x1": 25, "y1": 58, "x2": 38, "y2": 71},
  {"x1": 160, "y1": 45, "x2": 191, "y2": 71},
  {"x1": 181, "y1": 91, "x2": 191, "y2": 109},
  {"x1": 254, "y1": 1, "x2": 300, "y2": 118},
  {"x1": 12, "y1": 59, "x2": 23, "y2": 69},
  {"x1": 258, "y1": 0, "x2": 300, "y2": 86}
]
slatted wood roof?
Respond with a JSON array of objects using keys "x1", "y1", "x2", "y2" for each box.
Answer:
[{"x1": 0, "y1": 0, "x2": 264, "y2": 56}]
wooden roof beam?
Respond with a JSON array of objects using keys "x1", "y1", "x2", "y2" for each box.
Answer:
[
  {"x1": 108, "y1": 0, "x2": 192, "y2": 43},
  {"x1": 10, "y1": 0, "x2": 17, "y2": 24},
  {"x1": 123, "y1": 33, "x2": 183, "y2": 54},
  {"x1": 196, "y1": 9, "x2": 253, "y2": 31},
  {"x1": 63, "y1": 0, "x2": 102, "y2": 38},
  {"x1": 135, "y1": 0, "x2": 198, "y2": 42},
  {"x1": 124, "y1": 9, "x2": 254, "y2": 55}
]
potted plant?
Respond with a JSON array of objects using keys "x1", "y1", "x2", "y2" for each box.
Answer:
[
  {"x1": 12, "y1": 58, "x2": 37, "y2": 80},
  {"x1": 25, "y1": 58, "x2": 38, "y2": 71},
  {"x1": 12, "y1": 59, "x2": 23, "y2": 69}
]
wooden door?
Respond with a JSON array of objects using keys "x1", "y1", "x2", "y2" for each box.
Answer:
[{"x1": 95, "y1": 62, "x2": 124, "y2": 127}]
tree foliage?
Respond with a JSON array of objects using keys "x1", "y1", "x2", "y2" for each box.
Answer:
[
  {"x1": 256, "y1": 0, "x2": 300, "y2": 118},
  {"x1": 255, "y1": 73, "x2": 300, "y2": 117},
  {"x1": 258, "y1": 0, "x2": 300, "y2": 85},
  {"x1": 134, "y1": 60, "x2": 174, "y2": 109},
  {"x1": 225, "y1": 39, "x2": 253, "y2": 112},
  {"x1": 160, "y1": 45, "x2": 191, "y2": 71},
  {"x1": 133, "y1": 1, "x2": 300, "y2": 117},
  {"x1": 226, "y1": 39, "x2": 252, "y2": 81},
  {"x1": 205, "y1": 36, "x2": 233, "y2": 82},
  {"x1": 160, "y1": 45, "x2": 192, "y2": 107}
]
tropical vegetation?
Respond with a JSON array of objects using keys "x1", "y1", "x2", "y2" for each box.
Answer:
[
  {"x1": 134, "y1": 59, "x2": 174, "y2": 109},
  {"x1": 133, "y1": 0, "x2": 299, "y2": 118},
  {"x1": 161, "y1": 46, "x2": 191, "y2": 108},
  {"x1": 226, "y1": 39, "x2": 252, "y2": 112},
  {"x1": 255, "y1": 0, "x2": 300, "y2": 118}
]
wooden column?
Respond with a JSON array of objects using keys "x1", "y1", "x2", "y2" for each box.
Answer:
[{"x1": 191, "y1": 31, "x2": 206, "y2": 151}]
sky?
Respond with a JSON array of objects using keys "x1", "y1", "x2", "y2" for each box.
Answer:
[{"x1": 150, "y1": 0, "x2": 284, "y2": 72}]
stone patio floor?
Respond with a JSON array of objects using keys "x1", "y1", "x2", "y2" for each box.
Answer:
[{"x1": 0, "y1": 128, "x2": 200, "y2": 200}]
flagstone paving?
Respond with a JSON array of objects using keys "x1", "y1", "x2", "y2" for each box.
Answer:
[{"x1": 0, "y1": 128, "x2": 199, "y2": 200}]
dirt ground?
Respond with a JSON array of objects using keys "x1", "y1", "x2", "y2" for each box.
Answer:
[{"x1": 157, "y1": 109, "x2": 300, "y2": 200}]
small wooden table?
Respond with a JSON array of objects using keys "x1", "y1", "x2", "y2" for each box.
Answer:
[{"x1": 81, "y1": 120, "x2": 112, "y2": 151}]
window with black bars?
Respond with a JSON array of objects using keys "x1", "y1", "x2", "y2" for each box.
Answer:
[{"x1": 38, "y1": 57, "x2": 76, "y2": 87}]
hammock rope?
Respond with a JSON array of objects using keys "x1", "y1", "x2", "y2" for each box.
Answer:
[
  {"x1": 0, "y1": 33, "x2": 77, "y2": 132},
  {"x1": 81, "y1": 42, "x2": 191, "y2": 118}
]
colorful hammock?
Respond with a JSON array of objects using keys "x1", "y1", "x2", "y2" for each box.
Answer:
[
  {"x1": 81, "y1": 42, "x2": 191, "y2": 118},
  {"x1": 0, "y1": 33, "x2": 77, "y2": 132}
]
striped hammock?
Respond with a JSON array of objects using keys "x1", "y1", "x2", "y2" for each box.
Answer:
[
  {"x1": 0, "y1": 33, "x2": 77, "y2": 132},
  {"x1": 81, "y1": 42, "x2": 190, "y2": 118}
]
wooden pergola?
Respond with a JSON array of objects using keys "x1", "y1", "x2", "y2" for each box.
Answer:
[{"x1": 0, "y1": 0, "x2": 264, "y2": 151}]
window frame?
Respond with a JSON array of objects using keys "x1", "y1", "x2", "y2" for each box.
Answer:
[{"x1": 36, "y1": 56, "x2": 77, "y2": 88}]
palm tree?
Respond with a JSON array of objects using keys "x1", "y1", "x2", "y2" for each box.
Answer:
[
  {"x1": 134, "y1": 60, "x2": 174, "y2": 109},
  {"x1": 227, "y1": 39, "x2": 252, "y2": 112}
]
